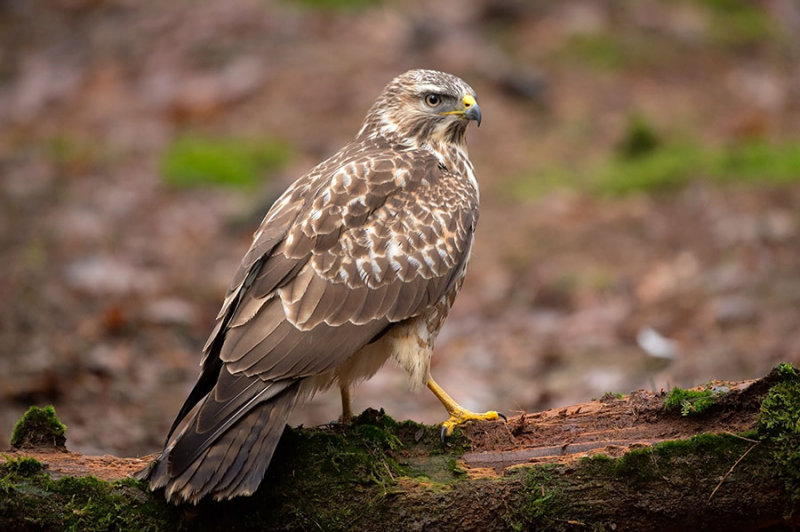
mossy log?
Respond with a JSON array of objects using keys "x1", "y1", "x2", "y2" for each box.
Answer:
[{"x1": 2, "y1": 365, "x2": 799, "y2": 531}]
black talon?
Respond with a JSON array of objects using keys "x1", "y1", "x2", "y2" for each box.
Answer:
[
  {"x1": 440, "y1": 426, "x2": 448, "y2": 449},
  {"x1": 498, "y1": 412, "x2": 508, "y2": 422}
]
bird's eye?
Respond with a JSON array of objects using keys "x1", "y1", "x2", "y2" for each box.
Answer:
[{"x1": 424, "y1": 94, "x2": 442, "y2": 107}]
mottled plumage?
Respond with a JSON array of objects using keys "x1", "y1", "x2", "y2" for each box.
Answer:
[{"x1": 138, "y1": 69, "x2": 490, "y2": 504}]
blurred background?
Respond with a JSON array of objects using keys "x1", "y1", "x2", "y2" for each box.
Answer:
[{"x1": 1, "y1": 0, "x2": 799, "y2": 457}]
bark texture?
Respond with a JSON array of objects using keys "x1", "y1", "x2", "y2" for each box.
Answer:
[{"x1": 1, "y1": 365, "x2": 799, "y2": 531}]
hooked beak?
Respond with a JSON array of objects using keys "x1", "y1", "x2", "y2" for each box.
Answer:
[
  {"x1": 462, "y1": 94, "x2": 482, "y2": 127},
  {"x1": 439, "y1": 94, "x2": 482, "y2": 127}
]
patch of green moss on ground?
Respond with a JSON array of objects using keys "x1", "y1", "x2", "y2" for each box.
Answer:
[
  {"x1": 618, "y1": 112, "x2": 660, "y2": 159},
  {"x1": 579, "y1": 432, "x2": 762, "y2": 490},
  {"x1": 691, "y1": 0, "x2": 779, "y2": 48},
  {"x1": 195, "y1": 408, "x2": 470, "y2": 530},
  {"x1": 507, "y1": 432, "x2": 775, "y2": 530},
  {"x1": 594, "y1": 140, "x2": 800, "y2": 195},
  {"x1": 512, "y1": 138, "x2": 800, "y2": 199},
  {"x1": 664, "y1": 385, "x2": 722, "y2": 416},
  {"x1": 758, "y1": 363, "x2": 800, "y2": 502},
  {"x1": 2, "y1": 409, "x2": 466, "y2": 531},
  {"x1": 11, "y1": 405, "x2": 67, "y2": 448},
  {"x1": 0, "y1": 459, "x2": 177, "y2": 531},
  {"x1": 505, "y1": 466, "x2": 570, "y2": 531},
  {"x1": 161, "y1": 135, "x2": 291, "y2": 188}
]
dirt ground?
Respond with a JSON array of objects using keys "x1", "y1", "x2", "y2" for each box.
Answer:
[{"x1": 1, "y1": 0, "x2": 799, "y2": 458}]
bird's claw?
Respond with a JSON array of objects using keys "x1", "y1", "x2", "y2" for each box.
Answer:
[{"x1": 439, "y1": 409, "x2": 507, "y2": 448}]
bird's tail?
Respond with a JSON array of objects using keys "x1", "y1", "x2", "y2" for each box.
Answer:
[{"x1": 136, "y1": 382, "x2": 301, "y2": 505}]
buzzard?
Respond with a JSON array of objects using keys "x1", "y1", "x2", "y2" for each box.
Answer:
[{"x1": 138, "y1": 69, "x2": 500, "y2": 504}]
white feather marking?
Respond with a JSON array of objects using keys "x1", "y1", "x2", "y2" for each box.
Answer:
[
  {"x1": 421, "y1": 250, "x2": 435, "y2": 268},
  {"x1": 356, "y1": 259, "x2": 370, "y2": 283},
  {"x1": 386, "y1": 238, "x2": 403, "y2": 273}
]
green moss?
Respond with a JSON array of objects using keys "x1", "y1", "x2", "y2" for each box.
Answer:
[
  {"x1": 0, "y1": 457, "x2": 44, "y2": 495},
  {"x1": 618, "y1": 113, "x2": 660, "y2": 159},
  {"x1": 664, "y1": 386, "x2": 722, "y2": 416},
  {"x1": 201, "y1": 408, "x2": 472, "y2": 529},
  {"x1": 1, "y1": 401, "x2": 793, "y2": 530},
  {"x1": 691, "y1": 0, "x2": 778, "y2": 48},
  {"x1": 758, "y1": 363, "x2": 800, "y2": 502},
  {"x1": 579, "y1": 433, "x2": 754, "y2": 484},
  {"x1": 595, "y1": 142, "x2": 707, "y2": 195},
  {"x1": 605, "y1": 139, "x2": 800, "y2": 194},
  {"x1": 553, "y1": 29, "x2": 681, "y2": 72},
  {"x1": 777, "y1": 362, "x2": 798, "y2": 380},
  {"x1": 11, "y1": 405, "x2": 67, "y2": 449},
  {"x1": 512, "y1": 137, "x2": 800, "y2": 198},
  {"x1": 516, "y1": 466, "x2": 567, "y2": 527},
  {"x1": 161, "y1": 135, "x2": 291, "y2": 188},
  {"x1": 599, "y1": 392, "x2": 625, "y2": 401},
  {"x1": 291, "y1": 0, "x2": 382, "y2": 9},
  {"x1": 1, "y1": 456, "x2": 43, "y2": 476},
  {"x1": 710, "y1": 142, "x2": 800, "y2": 185},
  {"x1": 558, "y1": 33, "x2": 625, "y2": 70},
  {"x1": 0, "y1": 457, "x2": 177, "y2": 531}
]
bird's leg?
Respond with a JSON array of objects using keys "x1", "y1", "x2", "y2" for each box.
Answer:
[
  {"x1": 339, "y1": 383, "x2": 353, "y2": 423},
  {"x1": 426, "y1": 377, "x2": 505, "y2": 440}
]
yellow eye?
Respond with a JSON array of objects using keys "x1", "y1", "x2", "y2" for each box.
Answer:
[{"x1": 425, "y1": 94, "x2": 442, "y2": 107}]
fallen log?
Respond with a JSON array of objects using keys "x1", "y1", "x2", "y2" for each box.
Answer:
[{"x1": 1, "y1": 364, "x2": 799, "y2": 531}]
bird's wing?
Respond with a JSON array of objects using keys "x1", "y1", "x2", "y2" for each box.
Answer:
[
  {"x1": 163, "y1": 142, "x2": 477, "y2": 475},
  {"x1": 216, "y1": 143, "x2": 478, "y2": 379}
]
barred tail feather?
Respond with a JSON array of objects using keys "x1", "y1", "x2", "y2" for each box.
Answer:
[{"x1": 137, "y1": 382, "x2": 300, "y2": 504}]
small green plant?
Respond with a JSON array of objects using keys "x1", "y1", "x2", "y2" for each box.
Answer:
[
  {"x1": 758, "y1": 363, "x2": 800, "y2": 501},
  {"x1": 161, "y1": 135, "x2": 291, "y2": 188},
  {"x1": 664, "y1": 386, "x2": 722, "y2": 416},
  {"x1": 10, "y1": 406, "x2": 66, "y2": 449},
  {"x1": 600, "y1": 392, "x2": 625, "y2": 401},
  {"x1": 618, "y1": 113, "x2": 660, "y2": 159}
]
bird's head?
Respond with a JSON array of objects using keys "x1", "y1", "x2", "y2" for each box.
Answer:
[{"x1": 359, "y1": 69, "x2": 481, "y2": 148}]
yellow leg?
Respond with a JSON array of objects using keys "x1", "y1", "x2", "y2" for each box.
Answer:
[
  {"x1": 340, "y1": 383, "x2": 353, "y2": 423},
  {"x1": 427, "y1": 377, "x2": 503, "y2": 437}
]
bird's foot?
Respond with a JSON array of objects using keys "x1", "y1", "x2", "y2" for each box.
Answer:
[
  {"x1": 425, "y1": 376, "x2": 507, "y2": 445},
  {"x1": 440, "y1": 409, "x2": 507, "y2": 445}
]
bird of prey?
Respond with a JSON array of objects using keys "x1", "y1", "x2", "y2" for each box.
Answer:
[{"x1": 138, "y1": 69, "x2": 500, "y2": 504}]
